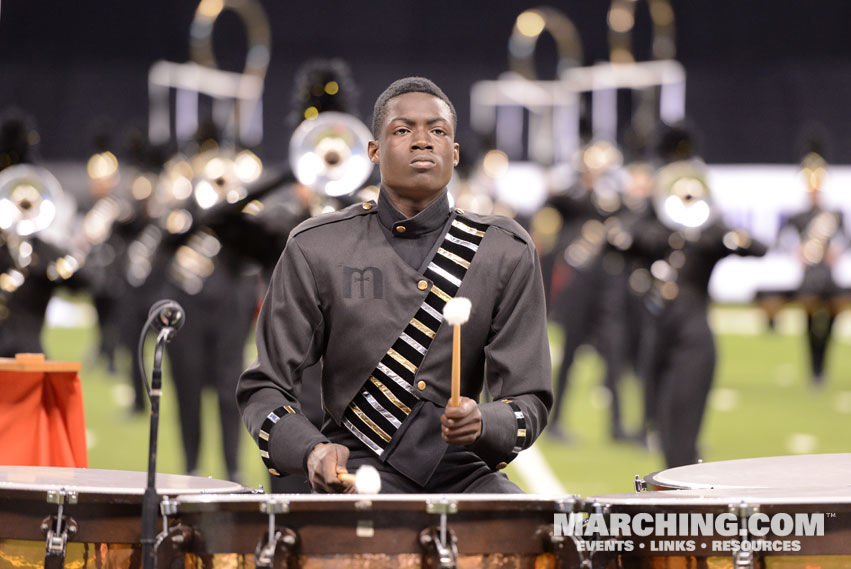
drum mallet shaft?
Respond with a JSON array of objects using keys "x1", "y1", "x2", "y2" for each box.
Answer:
[{"x1": 442, "y1": 297, "x2": 472, "y2": 407}]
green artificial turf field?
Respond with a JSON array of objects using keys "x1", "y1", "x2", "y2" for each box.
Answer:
[{"x1": 40, "y1": 303, "x2": 850, "y2": 497}]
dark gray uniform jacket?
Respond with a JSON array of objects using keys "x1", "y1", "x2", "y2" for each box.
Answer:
[{"x1": 237, "y1": 195, "x2": 552, "y2": 486}]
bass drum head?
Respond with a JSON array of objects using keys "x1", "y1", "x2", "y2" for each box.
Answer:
[
  {"x1": 0, "y1": 465, "x2": 245, "y2": 496},
  {"x1": 643, "y1": 454, "x2": 851, "y2": 490}
]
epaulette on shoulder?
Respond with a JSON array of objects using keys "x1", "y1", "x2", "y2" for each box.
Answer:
[
  {"x1": 457, "y1": 209, "x2": 534, "y2": 247},
  {"x1": 290, "y1": 201, "x2": 376, "y2": 238}
]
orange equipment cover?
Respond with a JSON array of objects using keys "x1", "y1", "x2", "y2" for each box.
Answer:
[{"x1": 0, "y1": 353, "x2": 87, "y2": 467}]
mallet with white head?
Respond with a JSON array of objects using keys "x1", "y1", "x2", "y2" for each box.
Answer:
[
  {"x1": 337, "y1": 464, "x2": 382, "y2": 494},
  {"x1": 442, "y1": 297, "x2": 472, "y2": 407}
]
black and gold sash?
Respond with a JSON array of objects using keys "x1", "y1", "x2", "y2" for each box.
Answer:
[{"x1": 341, "y1": 215, "x2": 489, "y2": 456}]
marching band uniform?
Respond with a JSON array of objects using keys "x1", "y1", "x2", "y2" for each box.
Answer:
[
  {"x1": 0, "y1": 115, "x2": 85, "y2": 357},
  {"x1": 237, "y1": 188, "x2": 552, "y2": 492},
  {"x1": 781, "y1": 203, "x2": 847, "y2": 385},
  {"x1": 594, "y1": 178, "x2": 657, "y2": 442},
  {"x1": 161, "y1": 162, "x2": 308, "y2": 483},
  {"x1": 544, "y1": 145, "x2": 622, "y2": 442},
  {"x1": 631, "y1": 182, "x2": 767, "y2": 467},
  {"x1": 0, "y1": 237, "x2": 82, "y2": 356}
]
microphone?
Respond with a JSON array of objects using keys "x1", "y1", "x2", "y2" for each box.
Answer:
[
  {"x1": 148, "y1": 299, "x2": 185, "y2": 334},
  {"x1": 140, "y1": 298, "x2": 185, "y2": 569}
]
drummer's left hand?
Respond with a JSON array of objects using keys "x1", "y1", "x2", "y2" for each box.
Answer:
[{"x1": 440, "y1": 397, "x2": 482, "y2": 445}]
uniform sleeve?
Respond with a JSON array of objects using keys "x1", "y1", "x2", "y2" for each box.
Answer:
[
  {"x1": 469, "y1": 237, "x2": 553, "y2": 469},
  {"x1": 716, "y1": 223, "x2": 768, "y2": 258},
  {"x1": 831, "y1": 211, "x2": 849, "y2": 252},
  {"x1": 236, "y1": 237, "x2": 330, "y2": 477}
]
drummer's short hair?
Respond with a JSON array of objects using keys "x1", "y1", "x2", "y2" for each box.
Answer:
[{"x1": 371, "y1": 77, "x2": 457, "y2": 138}]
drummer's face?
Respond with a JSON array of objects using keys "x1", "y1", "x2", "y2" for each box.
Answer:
[{"x1": 368, "y1": 92, "x2": 459, "y2": 206}]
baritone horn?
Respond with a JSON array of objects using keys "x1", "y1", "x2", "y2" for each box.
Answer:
[
  {"x1": 289, "y1": 111, "x2": 374, "y2": 197},
  {"x1": 0, "y1": 164, "x2": 62, "y2": 237}
]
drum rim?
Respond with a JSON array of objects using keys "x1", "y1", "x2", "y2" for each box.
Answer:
[
  {"x1": 586, "y1": 486, "x2": 851, "y2": 507},
  {"x1": 0, "y1": 465, "x2": 246, "y2": 496},
  {"x1": 642, "y1": 453, "x2": 851, "y2": 490},
  {"x1": 172, "y1": 492, "x2": 581, "y2": 513}
]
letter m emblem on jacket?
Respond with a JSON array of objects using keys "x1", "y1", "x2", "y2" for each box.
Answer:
[{"x1": 343, "y1": 266, "x2": 384, "y2": 299}]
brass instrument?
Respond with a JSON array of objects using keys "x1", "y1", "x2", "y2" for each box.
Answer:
[
  {"x1": 0, "y1": 164, "x2": 61, "y2": 237},
  {"x1": 508, "y1": 6, "x2": 583, "y2": 79},
  {"x1": 0, "y1": 164, "x2": 83, "y2": 319},
  {"x1": 576, "y1": 139, "x2": 625, "y2": 215},
  {"x1": 605, "y1": 0, "x2": 679, "y2": 150},
  {"x1": 528, "y1": 139, "x2": 625, "y2": 259},
  {"x1": 160, "y1": 146, "x2": 262, "y2": 295},
  {"x1": 190, "y1": 0, "x2": 271, "y2": 81},
  {"x1": 607, "y1": 0, "x2": 676, "y2": 64},
  {"x1": 289, "y1": 111, "x2": 374, "y2": 198},
  {"x1": 653, "y1": 159, "x2": 715, "y2": 232},
  {"x1": 801, "y1": 151, "x2": 827, "y2": 195},
  {"x1": 800, "y1": 152, "x2": 839, "y2": 266},
  {"x1": 191, "y1": 147, "x2": 263, "y2": 210},
  {"x1": 149, "y1": 0, "x2": 270, "y2": 147},
  {"x1": 123, "y1": 155, "x2": 192, "y2": 288}
]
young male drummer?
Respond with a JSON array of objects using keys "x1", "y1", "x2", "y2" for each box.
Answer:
[{"x1": 237, "y1": 77, "x2": 552, "y2": 493}]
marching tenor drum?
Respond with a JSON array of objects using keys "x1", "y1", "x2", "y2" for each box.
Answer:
[
  {"x1": 0, "y1": 465, "x2": 245, "y2": 569},
  {"x1": 580, "y1": 487, "x2": 851, "y2": 568},
  {"x1": 163, "y1": 493, "x2": 579, "y2": 569},
  {"x1": 637, "y1": 454, "x2": 851, "y2": 491}
]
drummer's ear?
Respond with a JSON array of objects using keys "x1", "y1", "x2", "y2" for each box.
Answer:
[{"x1": 368, "y1": 140, "x2": 380, "y2": 164}]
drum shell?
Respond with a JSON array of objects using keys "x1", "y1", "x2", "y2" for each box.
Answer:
[
  {"x1": 0, "y1": 466, "x2": 246, "y2": 544},
  {"x1": 170, "y1": 494, "x2": 574, "y2": 564}
]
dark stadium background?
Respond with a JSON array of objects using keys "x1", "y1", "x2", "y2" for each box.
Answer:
[{"x1": 2, "y1": 1, "x2": 851, "y2": 164}]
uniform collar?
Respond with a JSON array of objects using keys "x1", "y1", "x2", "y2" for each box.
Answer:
[{"x1": 377, "y1": 188, "x2": 450, "y2": 238}]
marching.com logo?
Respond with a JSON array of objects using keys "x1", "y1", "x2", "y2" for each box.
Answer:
[{"x1": 553, "y1": 512, "x2": 826, "y2": 553}]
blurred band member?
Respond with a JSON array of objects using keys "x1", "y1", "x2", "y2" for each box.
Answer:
[
  {"x1": 779, "y1": 150, "x2": 849, "y2": 386},
  {"x1": 0, "y1": 112, "x2": 85, "y2": 357},
  {"x1": 631, "y1": 159, "x2": 767, "y2": 467},
  {"x1": 541, "y1": 140, "x2": 623, "y2": 442}
]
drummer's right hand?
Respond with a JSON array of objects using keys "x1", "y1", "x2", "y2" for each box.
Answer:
[{"x1": 307, "y1": 442, "x2": 354, "y2": 493}]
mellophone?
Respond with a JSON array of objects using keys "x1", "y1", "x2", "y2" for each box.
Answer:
[{"x1": 1, "y1": 455, "x2": 850, "y2": 569}]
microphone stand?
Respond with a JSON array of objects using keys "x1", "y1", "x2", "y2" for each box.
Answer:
[{"x1": 141, "y1": 327, "x2": 175, "y2": 569}]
